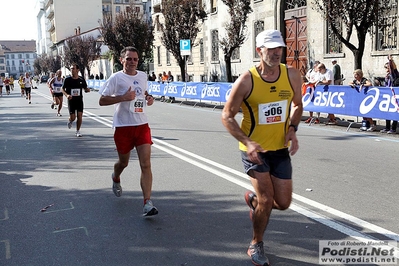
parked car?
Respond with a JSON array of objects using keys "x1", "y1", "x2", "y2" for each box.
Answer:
[{"x1": 40, "y1": 75, "x2": 49, "y2": 83}]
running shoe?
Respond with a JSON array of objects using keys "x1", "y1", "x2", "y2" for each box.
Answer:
[
  {"x1": 67, "y1": 121, "x2": 72, "y2": 129},
  {"x1": 304, "y1": 117, "x2": 312, "y2": 123},
  {"x1": 29, "y1": 101, "x2": 31, "y2": 104},
  {"x1": 244, "y1": 191, "x2": 256, "y2": 221},
  {"x1": 366, "y1": 125, "x2": 377, "y2": 132},
  {"x1": 112, "y1": 173, "x2": 122, "y2": 197},
  {"x1": 57, "y1": 113, "x2": 62, "y2": 117},
  {"x1": 247, "y1": 241, "x2": 270, "y2": 266},
  {"x1": 314, "y1": 118, "x2": 320, "y2": 124},
  {"x1": 143, "y1": 200, "x2": 158, "y2": 216},
  {"x1": 76, "y1": 131, "x2": 82, "y2": 137},
  {"x1": 387, "y1": 130, "x2": 397, "y2": 134},
  {"x1": 51, "y1": 103, "x2": 54, "y2": 109},
  {"x1": 380, "y1": 128, "x2": 389, "y2": 133}
]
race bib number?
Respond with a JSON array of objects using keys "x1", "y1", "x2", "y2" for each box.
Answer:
[
  {"x1": 54, "y1": 86, "x2": 62, "y2": 93},
  {"x1": 258, "y1": 100, "x2": 287, "y2": 125},
  {"x1": 71, "y1": 88, "x2": 81, "y2": 96},
  {"x1": 130, "y1": 98, "x2": 145, "y2": 113}
]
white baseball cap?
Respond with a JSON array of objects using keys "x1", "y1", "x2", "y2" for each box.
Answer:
[{"x1": 256, "y1": 30, "x2": 286, "y2": 48}]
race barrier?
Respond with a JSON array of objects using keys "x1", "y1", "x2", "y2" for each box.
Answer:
[
  {"x1": 88, "y1": 79, "x2": 399, "y2": 121},
  {"x1": 302, "y1": 84, "x2": 399, "y2": 121}
]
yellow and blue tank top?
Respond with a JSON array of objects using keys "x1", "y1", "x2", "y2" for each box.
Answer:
[{"x1": 239, "y1": 64, "x2": 294, "y2": 151}]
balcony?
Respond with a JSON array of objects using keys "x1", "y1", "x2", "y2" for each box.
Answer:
[
  {"x1": 45, "y1": 0, "x2": 53, "y2": 9},
  {"x1": 46, "y1": 6, "x2": 54, "y2": 19}
]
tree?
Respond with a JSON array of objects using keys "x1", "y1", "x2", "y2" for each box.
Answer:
[
  {"x1": 63, "y1": 35, "x2": 101, "y2": 77},
  {"x1": 156, "y1": 0, "x2": 207, "y2": 81},
  {"x1": 100, "y1": 6, "x2": 154, "y2": 72},
  {"x1": 33, "y1": 53, "x2": 61, "y2": 75},
  {"x1": 220, "y1": 0, "x2": 252, "y2": 82},
  {"x1": 45, "y1": 55, "x2": 62, "y2": 73},
  {"x1": 312, "y1": 0, "x2": 392, "y2": 69}
]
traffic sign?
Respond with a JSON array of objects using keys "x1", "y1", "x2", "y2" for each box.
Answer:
[{"x1": 180, "y1": 39, "x2": 191, "y2": 56}]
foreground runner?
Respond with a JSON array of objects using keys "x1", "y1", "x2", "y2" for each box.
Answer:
[
  {"x1": 98, "y1": 46, "x2": 158, "y2": 217},
  {"x1": 221, "y1": 30, "x2": 303, "y2": 266}
]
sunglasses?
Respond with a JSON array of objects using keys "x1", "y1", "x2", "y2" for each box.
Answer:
[{"x1": 125, "y1": 57, "x2": 139, "y2": 62}]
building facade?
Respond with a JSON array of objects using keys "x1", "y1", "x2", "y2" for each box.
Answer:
[
  {"x1": 152, "y1": 0, "x2": 399, "y2": 83},
  {"x1": 0, "y1": 41, "x2": 37, "y2": 79}
]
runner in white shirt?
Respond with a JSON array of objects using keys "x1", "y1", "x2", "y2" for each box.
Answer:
[
  {"x1": 49, "y1": 70, "x2": 64, "y2": 116},
  {"x1": 99, "y1": 46, "x2": 158, "y2": 217}
]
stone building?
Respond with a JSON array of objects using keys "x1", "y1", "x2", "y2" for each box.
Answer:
[{"x1": 152, "y1": 0, "x2": 398, "y2": 83}]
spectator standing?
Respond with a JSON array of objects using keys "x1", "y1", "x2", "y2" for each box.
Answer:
[
  {"x1": 380, "y1": 55, "x2": 399, "y2": 134},
  {"x1": 348, "y1": 69, "x2": 376, "y2": 131},
  {"x1": 98, "y1": 46, "x2": 158, "y2": 217},
  {"x1": 161, "y1": 71, "x2": 168, "y2": 83},
  {"x1": 62, "y1": 63, "x2": 91, "y2": 137},
  {"x1": 317, "y1": 63, "x2": 337, "y2": 124},
  {"x1": 304, "y1": 61, "x2": 321, "y2": 123},
  {"x1": 167, "y1": 71, "x2": 175, "y2": 102},
  {"x1": 332, "y1": 59, "x2": 342, "y2": 85},
  {"x1": 221, "y1": 29, "x2": 303, "y2": 266}
]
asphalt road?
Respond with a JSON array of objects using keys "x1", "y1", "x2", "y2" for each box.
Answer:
[{"x1": 1, "y1": 83, "x2": 398, "y2": 266}]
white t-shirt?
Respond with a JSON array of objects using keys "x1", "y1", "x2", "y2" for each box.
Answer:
[
  {"x1": 99, "y1": 70, "x2": 149, "y2": 127},
  {"x1": 318, "y1": 69, "x2": 334, "y2": 85},
  {"x1": 306, "y1": 69, "x2": 320, "y2": 83}
]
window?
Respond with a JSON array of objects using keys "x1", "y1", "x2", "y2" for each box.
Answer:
[
  {"x1": 375, "y1": 0, "x2": 398, "y2": 51},
  {"x1": 18, "y1": 54, "x2": 22, "y2": 59},
  {"x1": 232, "y1": 47, "x2": 240, "y2": 61},
  {"x1": 211, "y1": 0, "x2": 217, "y2": 13},
  {"x1": 157, "y1": 46, "x2": 161, "y2": 65},
  {"x1": 116, "y1": 6, "x2": 121, "y2": 13},
  {"x1": 0, "y1": 59, "x2": 4, "y2": 64},
  {"x1": 211, "y1": 29, "x2": 219, "y2": 62},
  {"x1": 11, "y1": 54, "x2": 15, "y2": 59},
  {"x1": 254, "y1": 20, "x2": 264, "y2": 58},
  {"x1": 26, "y1": 54, "x2": 30, "y2": 58},
  {"x1": 326, "y1": 21, "x2": 343, "y2": 54},
  {"x1": 285, "y1": 0, "x2": 306, "y2": 9},
  {"x1": 166, "y1": 50, "x2": 170, "y2": 65}
]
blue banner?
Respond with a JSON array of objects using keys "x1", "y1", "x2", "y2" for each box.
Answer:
[
  {"x1": 302, "y1": 85, "x2": 399, "y2": 120},
  {"x1": 89, "y1": 79, "x2": 399, "y2": 121},
  {"x1": 147, "y1": 81, "x2": 233, "y2": 102}
]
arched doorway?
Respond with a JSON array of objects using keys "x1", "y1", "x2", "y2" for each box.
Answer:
[{"x1": 284, "y1": 0, "x2": 308, "y2": 77}]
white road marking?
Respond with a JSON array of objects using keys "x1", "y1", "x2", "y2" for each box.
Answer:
[{"x1": 33, "y1": 90, "x2": 399, "y2": 247}]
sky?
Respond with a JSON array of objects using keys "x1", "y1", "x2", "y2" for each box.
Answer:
[{"x1": 1, "y1": 0, "x2": 38, "y2": 41}]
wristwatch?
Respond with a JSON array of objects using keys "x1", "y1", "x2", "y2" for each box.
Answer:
[{"x1": 289, "y1": 124, "x2": 298, "y2": 132}]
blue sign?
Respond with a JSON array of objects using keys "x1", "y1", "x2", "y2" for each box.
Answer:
[{"x1": 179, "y1": 39, "x2": 191, "y2": 55}]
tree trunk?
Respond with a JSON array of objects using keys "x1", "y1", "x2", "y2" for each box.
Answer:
[{"x1": 225, "y1": 54, "x2": 232, "y2": 83}]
